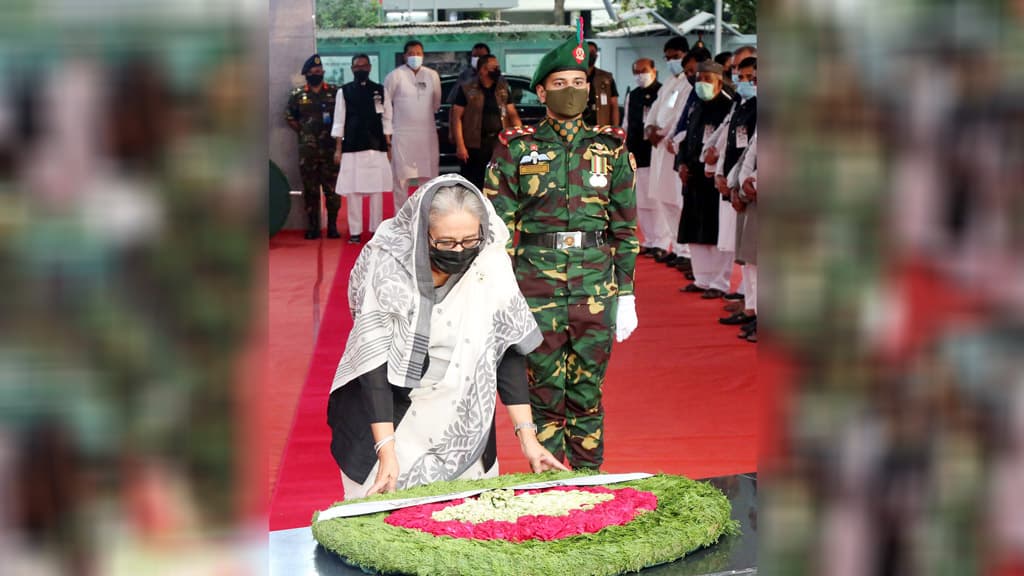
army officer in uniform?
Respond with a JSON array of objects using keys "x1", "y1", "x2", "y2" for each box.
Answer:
[
  {"x1": 484, "y1": 35, "x2": 640, "y2": 471},
  {"x1": 286, "y1": 54, "x2": 341, "y2": 239}
]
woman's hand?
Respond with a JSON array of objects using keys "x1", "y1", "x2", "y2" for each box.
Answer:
[
  {"x1": 519, "y1": 434, "x2": 569, "y2": 472},
  {"x1": 456, "y1": 145, "x2": 469, "y2": 163},
  {"x1": 366, "y1": 450, "x2": 399, "y2": 496}
]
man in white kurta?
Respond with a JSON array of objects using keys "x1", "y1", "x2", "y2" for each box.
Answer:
[
  {"x1": 643, "y1": 37, "x2": 692, "y2": 260},
  {"x1": 332, "y1": 55, "x2": 392, "y2": 243},
  {"x1": 383, "y1": 40, "x2": 442, "y2": 211}
]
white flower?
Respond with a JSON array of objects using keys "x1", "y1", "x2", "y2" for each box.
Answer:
[{"x1": 431, "y1": 489, "x2": 614, "y2": 524}]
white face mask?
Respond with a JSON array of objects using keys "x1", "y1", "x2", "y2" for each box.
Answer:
[
  {"x1": 666, "y1": 59, "x2": 684, "y2": 77},
  {"x1": 470, "y1": 56, "x2": 479, "y2": 70},
  {"x1": 634, "y1": 73, "x2": 654, "y2": 88},
  {"x1": 406, "y1": 55, "x2": 423, "y2": 70}
]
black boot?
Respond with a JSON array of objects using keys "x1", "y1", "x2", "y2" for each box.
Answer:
[
  {"x1": 304, "y1": 212, "x2": 321, "y2": 240},
  {"x1": 326, "y1": 217, "x2": 340, "y2": 239}
]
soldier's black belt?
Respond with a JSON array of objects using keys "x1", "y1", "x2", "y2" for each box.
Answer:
[{"x1": 519, "y1": 231, "x2": 606, "y2": 249}]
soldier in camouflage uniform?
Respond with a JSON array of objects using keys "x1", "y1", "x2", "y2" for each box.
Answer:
[
  {"x1": 484, "y1": 35, "x2": 640, "y2": 470},
  {"x1": 286, "y1": 54, "x2": 341, "y2": 239}
]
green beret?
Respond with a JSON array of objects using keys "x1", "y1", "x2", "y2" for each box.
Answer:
[{"x1": 530, "y1": 37, "x2": 588, "y2": 90}]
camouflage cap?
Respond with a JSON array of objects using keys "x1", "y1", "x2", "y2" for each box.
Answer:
[
  {"x1": 302, "y1": 54, "x2": 323, "y2": 74},
  {"x1": 530, "y1": 37, "x2": 589, "y2": 90}
]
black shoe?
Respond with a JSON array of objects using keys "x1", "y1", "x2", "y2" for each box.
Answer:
[
  {"x1": 639, "y1": 246, "x2": 652, "y2": 256},
  {"x1": 745, "y1": 329, "x2": 758, "y2": 343},
  {"x1": 701, "y1": 288, "x2": 725, "y2": 299},
  {"x1": 655, "y1": 252, "x2": 677, "y2": 264},
  {"x1": 327, "y1": 227, "x2": 341, "y2": 239},
  {"x1": 684, "y1": 271, "x2": 695, "y2": 281},
  {"x1": 719, "y1": 312, "x2": 754, "y2": 325},
  {"x1": 348, "y1": 234, "x2": 361, "y2": 244},
  {"x1": 739, "y1": 319, "x2": 758, "y2": 336},
  {"x1": 724, "y1": 292, "x2": 745, "y2": 301},
  {"x1": 645, "y1": 248, "x2": 665, "y2": 259},
  {"x1": 680, "y1": 283, "x2": 706, "y2": 293},
  {"x1": 723, "y1": 302, "x2": 743, "y2": 313},
  {"x1": 305, "y1": 213, "x2": 321, "y2": 240},
  {"x1": 673, "y1": 258, "x2": 693, "y2": 272}
]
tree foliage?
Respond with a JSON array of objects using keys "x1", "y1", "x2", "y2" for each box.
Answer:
[
  {"x1": 659, "y1": 0, "x2": 757, "y2": 34},
  {"x1": 316, "y1": 0, "x2": 381, "y2": 30}
]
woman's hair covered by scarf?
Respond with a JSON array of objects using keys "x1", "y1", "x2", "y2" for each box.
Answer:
[{"x1": 428, "y1": 185, "x2": 488, "y2": 230}]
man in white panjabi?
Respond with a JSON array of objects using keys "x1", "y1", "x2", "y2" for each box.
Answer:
[
  {"x1": 382, "y1": 39, "x2": 442, "y2": 211},
  {"x1": 643, "y1": 36, "x2": 693, "y2": 262},
  {"x1": 332, "y1": 54, "x2": 392, "y2": 244},
  {"x1": 327, "y1": 174, "x2": 567, "y2": 499}
]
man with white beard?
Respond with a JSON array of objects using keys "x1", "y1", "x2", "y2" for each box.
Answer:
[
  {"x1": 383, "y1": 39, "x2": 442, "y2": 210},
  {"x1": 642, "y1": 36, "x2": 691, "y2": 265}
]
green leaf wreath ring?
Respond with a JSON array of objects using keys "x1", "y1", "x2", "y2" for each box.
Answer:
[{"x1": 312, "y1": 471, "x2": 739, "y2": 576}]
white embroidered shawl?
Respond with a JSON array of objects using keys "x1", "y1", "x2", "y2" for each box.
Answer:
[{"x1": 330, "y1": 174, "x2": 542, "y2": 485}]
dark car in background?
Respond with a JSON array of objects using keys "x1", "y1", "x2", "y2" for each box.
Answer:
[{"x1": 435, "y1": 74, "x2": 547, "y2": 174}]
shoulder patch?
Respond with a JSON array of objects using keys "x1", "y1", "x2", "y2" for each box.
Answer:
[{"x1": 498, "y1": 125, "x2": 536, "y2": 146}]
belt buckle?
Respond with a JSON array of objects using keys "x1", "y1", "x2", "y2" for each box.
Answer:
[{"x1": 556, "y1": 231, "x2": 583, "y2": 249}]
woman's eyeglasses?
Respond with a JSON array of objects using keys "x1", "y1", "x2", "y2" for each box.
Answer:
[{"x1": 429, "y1": 230, "x2": 484, "y2": 251}]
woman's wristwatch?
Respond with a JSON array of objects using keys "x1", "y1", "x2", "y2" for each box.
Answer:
[{"x1": 513, "y1": 421, "x2": 538, "y2": 438}]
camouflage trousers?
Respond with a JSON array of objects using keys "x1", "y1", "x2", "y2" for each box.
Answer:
[
  {"x1": 526, "y1": 295, "x2": 616, "y2": 470},
  {"x1": 299, "y1": 155, "x2": 340, "y2": 224}
]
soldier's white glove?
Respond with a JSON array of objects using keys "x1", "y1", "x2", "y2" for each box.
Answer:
[{"x1": 615, "y1": 295, "x2": 638, "y2": 342}]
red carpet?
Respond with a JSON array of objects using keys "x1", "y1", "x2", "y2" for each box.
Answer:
[{"x1": 269, "y1": 241, "x2": 757, "y2": 531}]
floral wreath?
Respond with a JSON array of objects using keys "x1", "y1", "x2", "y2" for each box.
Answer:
[{"x1": 312, "y1": 471, "x2": 739, "y2": 576}]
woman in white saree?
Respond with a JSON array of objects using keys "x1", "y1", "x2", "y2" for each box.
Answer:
[{"x1": 328, "y1": 174, "x2": 567, "y2": 498}]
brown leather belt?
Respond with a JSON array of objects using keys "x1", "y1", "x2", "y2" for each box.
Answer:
[{"x1": 519, "y1": 231, "x2": 606, "y2": 249}]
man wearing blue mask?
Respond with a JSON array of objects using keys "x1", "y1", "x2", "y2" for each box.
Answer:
[
  {"x1": 709, "y1": 56, "x2": 757, "y2": 330},
  {"x1": 675, "y1": 60, "x2": 734, "y2": 300},
  {"x1": 624, "y1": 58, "x2": 663, "y2": 258},
  {"x1": 383, "y1": 39, "x2": 442, "y2": 210},
  {"x1": 641, "y1": 36, "x2": 692, "y2": 265}
]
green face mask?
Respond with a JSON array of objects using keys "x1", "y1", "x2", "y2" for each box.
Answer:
[
  {"x1": 544, "y1": 86, "x2": 589, "y2": 118},
  {"x1": 695, "y1": 81, "x2": 718, "y2": 101}
]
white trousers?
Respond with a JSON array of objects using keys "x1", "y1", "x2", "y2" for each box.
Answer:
[
  {"x1": 636, "y1": 168, "x2": 680, "y2": 250},
  {"x1": 744, "y1": 264, "x2": 757, "y2": 313},
  {"x1": 346, "y1": 193, "x2": 383, "y2": 236},
  {"x1": 391, "y1": 180, "x2": 411, "y2": 211},
  {"x1": 690, "y1": 244, "x2": 733, "y2": 292}
]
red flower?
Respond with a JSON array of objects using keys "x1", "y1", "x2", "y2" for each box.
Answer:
[{"x1": 385, "y1": 486, "x2": 658, "y2": 542}]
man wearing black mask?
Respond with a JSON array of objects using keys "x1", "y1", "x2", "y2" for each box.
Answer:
[
  {"x1": 583, "y1": 41, "x2": 620, "y2": 126},
  {"x1": 331, "y1": 54, "x2": 392, "y2": 244},
  {"x1": 452, "y1": 54, "x2": 521, "y2": 190},
  {"x1": 286, "y1": 53, "x2": 340, "y2": 239}
]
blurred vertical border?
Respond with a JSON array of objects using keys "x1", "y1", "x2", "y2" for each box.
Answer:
[
  {"x1": 0, "y1": 0, "x2": 267, "y2": 574},
  {"x1": 760, "y1": 0, "x2": 1024, "y2": 574}
]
